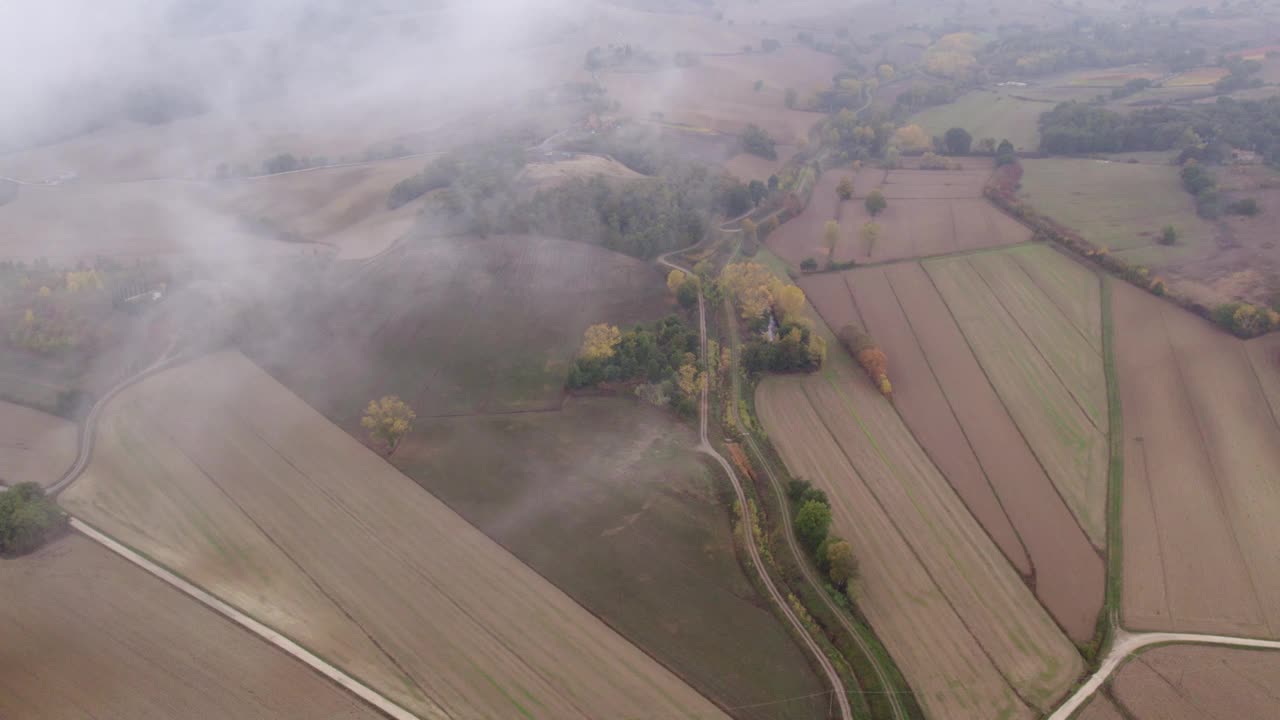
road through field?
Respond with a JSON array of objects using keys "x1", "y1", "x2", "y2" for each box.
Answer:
[{"x1": 657, "y1": 248, "x2": 854, "y2": 720}]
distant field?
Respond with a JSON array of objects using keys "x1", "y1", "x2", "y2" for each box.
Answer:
[
  {"x1": 1060, "y1": 66, "x2": 1164, "y2": 87},
  {"x1": 1018, "y1": 158, "x2": 1217, "y2": 257},
  {"x1": 0, "y1": 400, "x2": 75, "y2": 487},
  {"x1": 910, "y1": 86, "x2": 1094, "y2": 152},
  {"x1": 767, "y1": 159, "x2": 1029, "y2": 269},
  {"x1": 0, "y1": 535, "x2": 383, "y2": 720},
  {"x1": 245, "y1": 234, "x2": 670, "y2": 421},
  {"x1": 1100, "y1": 645, "x2": 1280, "y2": 718},
  {"x1": 800, "y1": 244, "x2": 1105, "y2": 641},
  {"x1": 757, "y1": 258, "x2": 1083, "y2": 719},
  {"x1": 1115, "y1": 281, "x2": 1280, "y2": 638},
  {"x1": 62, "y1": 352, "x2": 727, "y2": 720},
  {"x1": 1165, "y1": 66, "x2": 1230, "y2": 86},
  {"x1": 396, "y1": 398, "x2": 828, "y2": 720}
]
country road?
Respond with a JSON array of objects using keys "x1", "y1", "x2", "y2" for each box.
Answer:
[{"x1": 657, "y1": 248, "x2": 854, "y2": 720}]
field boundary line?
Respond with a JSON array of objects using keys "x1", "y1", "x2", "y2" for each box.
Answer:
[
  {"x1": 69, "y1": 517, "x2": 432, "y2": 720},
  {"x1": 878, "y1": 267, "x2": 1035, "y2": 580}
]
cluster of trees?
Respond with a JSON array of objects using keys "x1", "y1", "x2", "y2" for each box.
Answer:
[
  {"x1": 918, "y1": 152, "x2": 963, "y2": 170},
  {"x1": 1038, "y1": 103, "x2": 1190, "y2": 154},
  {"x1": 3, "y1": 268, "x2": 107, "y2": 354},
  {"x1": 741, "y1": 124, "x2": 778, "y2": 160},
  {"x1": 1215, "y1": 58, "x2": 1265, "y2": 94},
  {"x1": 567, "y1": 317, "x2": 702, "y2": 415},
  {"x1": 838, "y1": 325, "x2": 892, "y2": 398},
  {"x1": 0, "y1": 483, "x2": 66, "y2": 556},
  {"x1": 387, "y1": 142, "x2": 528, "y2": 236},
  {"x1": 981, "y1": 17, "x2": 1207, "y2": 79},
  {"x1": 720, "y1": 262, "x2": 826, "y2": 373},
  {"x1": 923, "y1": 33, "x2": 981, "y2": 81},
  {"x1": 1212, "y1": 301, "x2": 1280, "y2": 337},
  {"x1": 1180, "y1": 161, "x2": 1222, "y2": 218},
  {"x1": 1110, "y1": 78, "x2": 1154, "y2": 100},
  {"x1": 787, "y1": 480, "x2": 858, "y2": 591}
]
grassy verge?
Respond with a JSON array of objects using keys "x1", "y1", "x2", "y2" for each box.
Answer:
[{"x1": 1098, "y1": 274, "x2": 1125, "y2": 664}]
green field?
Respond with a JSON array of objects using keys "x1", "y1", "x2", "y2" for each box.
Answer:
[
  {"x1": 395, "y1": 397, "x2": 829, "y2": 720},
  {"x1": 1018, "y1": 158, "x2": 1218, "y2": 260},
  {"x1": 910, "y1": 86, "x2": 1097, "y2": 152}
]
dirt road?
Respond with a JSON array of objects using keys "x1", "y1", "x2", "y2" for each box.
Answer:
[{"x1": 657, "y1": 248, "x2": 854, "y2": 720}]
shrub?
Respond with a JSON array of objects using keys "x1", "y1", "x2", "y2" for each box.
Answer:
[
  {"x1": 800, "y1": 258, "x2": 819, "y2": 272},
  {"x1": 1160, "y1": 225, "x2": 1178, "y2": 245},
  {"x1": 1227, "y1": 198, "x2": 1260, "y2": 216}
]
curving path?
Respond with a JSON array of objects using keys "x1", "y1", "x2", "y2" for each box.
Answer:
[
  {"x1": 658, "y1": 248, "x2": 854, "y2": 720},
  {"x1": 1048, "y1": 626, "x2": 1280, "y2": 719}
]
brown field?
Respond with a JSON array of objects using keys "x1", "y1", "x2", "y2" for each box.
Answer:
[
  {"x1": 601, "y1": 46, "x2": 837, "y2": 145},
  {"x1": 211, "y1": 156, "x2": 437, "y2": 261},
  {"x1": 924, "y1": 251, "x2": 1109, "y2": 545},
  {"x1": 517, "y1": 154, "x2": 644, "y2": 190},
  {"x1": 0, "y1": 400, "x2": 75, "y2": 488},
  {"x1": 723, "y1": 148, "x2": 794, "y2": 182},
  {"x1": 800, "y1": 248, "x2": 1104, "y2": 641},
  {"x1": 1165, "y1": 66, "x2": 1230, "y2": 86},
  {"x1": 1077, "y1": 694, "x2": 1127, "y2": 720},
  {"x1": 1114, "y1": 280, "x2": 1280, "y2": 637},
  {"x1": 61, "y1": 351, "x2": 727, "y2": 720},
  {"x1": 246, "y1": 234, "x2": 669, "y2": 421},
  {"x1": 0, "y1": 534, "x2": 382, "y2": 720},
  {"x1": 756, "y1": 291, "x2": 1083, "y2": 718},
  {"x1": 0, "y1": 180, "x2": 315, "y2": 262},
  {"x1": 1110, "y1": 645, "x2": 1280, "y2": 719},
  {"x1": 767, "y1": 159, "x2": 1030, "y2": 268}
]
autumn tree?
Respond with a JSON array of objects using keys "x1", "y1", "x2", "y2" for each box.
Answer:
[
  {"x1": 741, "y1": 218, "x2": 758, "y2": 244},
  {"x1": 823, "y1": 220, "x2": 840, "y2": 258},
  {"x1": 666, "y1": 269, "x2": 688, "y2": 293},
  {"x1": 361, "y1": 396, "x2": 416, "y2": 455},
  {"x1": 580, "y1": 323, "x2": 622, "y2": 360},
  {"x1": 860, "y1": 222, "x2": 881, "y2": 256},
  {"x1": 773, "y1": 284, "x2": 806, "y2": 322},
  {"x1": 838, "y1": 325, "x2": 892, "y2": 399},
  {"x1": 825, "y1": 537, "x2": 859, "y2": 589},
  {"x1": 877, "y1": 64, "x2": 894, "y2": 81},
  {"x1": 865, "y1": 189, "x2": 887, "y2": 217},
  {"x1": 676, "y1": 362, "x2": 706, "y2": 399},
  {"x1": 836, "y1": 176, "x2": 854, "y2": 201},
  {"x1": 893, "y1": 124, "x2": 931, "y2": 152}
]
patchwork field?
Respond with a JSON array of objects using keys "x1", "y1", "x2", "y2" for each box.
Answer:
[
  {"x1": 1018, "y1": 158, "x2": 1217, "y2": 259},
  {"x1": 1102, "y1": 645, "x2": 1280, "y2": 718},
  {"x1": 394, "y1": 397, "x2": 828, "y2": 720},
  {"x1": 61, "y1": 351, "x2": 727, "y2": 720},
  {"x1": 0, "y1": 400, "x2": 75, "y2": 487},
  {"x1": 756, "y1": 283, "x2": 1083, "y2": 719},
  {"x1": 1114, "y1": 280, "x2": 1280, "y2": 638},
  {"x1": 799, "y1": 243, "x2": 1105, "y2": 641},
  {"x1": 767, "y1": 159, "x2": 1030, "y2": 268},
  {"x1": 0, "y1": 534, "x2": 382, "y2": 720},
  {"x1": 245, "y1": 234, "x2": 669, "y2": 422}
]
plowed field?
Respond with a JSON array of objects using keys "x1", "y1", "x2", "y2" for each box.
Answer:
[
  {"x1": 1109, "y1": 645, "x2": 1280, "y2": 718},
  {"x1": 0, "y1": 400, "x2": 75, "y2": 488},
  {"x1": 61, "y1": 351, "x2": 727, "y2": 720},
  {"x1": 1114, "y1": 280, "x2": 1280, "y2": 638},
  {"x1": 0, "y1": 535, "x2": 382, "y2": 720}
]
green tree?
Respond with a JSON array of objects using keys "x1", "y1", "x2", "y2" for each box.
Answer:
[
  {"x1": 741, "y1": 124, "x2": 777, "y2": 160},
  {"x1": 943, "y1": 127, "x2": 973, "y2": 155},
  {"x1": 865, "y1": 189, "x2": 887, "y2": 216},
  {"x1": 995, "y1": 139, "x2": 1016, "y2": 166},
  {"x1": 0, "y1": 483, "x2": 67, "y2": 556},
  {"x1": 836, "y1": 176, "x2": 854, "y2": 201},
  {"x1": 753, "y1": 79, "x2": 764, "y2": 92},
  {"x1": 825, "y1": 538, "x2": 859, "y2": 588},
  {"x1": 1160, "y1": 225, "x2": 1178, "y2": 245},
  {"x1": 795, "y1": 499, "x2": 832, "y2": 551}
]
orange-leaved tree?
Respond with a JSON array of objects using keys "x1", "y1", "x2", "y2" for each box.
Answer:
[{"x1": 838, "y1": 325, "x2": 892, "y2": 399}]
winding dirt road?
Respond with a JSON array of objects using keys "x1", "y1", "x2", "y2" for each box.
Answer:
[{"x1": 658, "y1": 248, "x2": 854, "y2": 720}]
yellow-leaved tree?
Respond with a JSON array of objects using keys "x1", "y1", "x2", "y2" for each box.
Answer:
[
  {"x1": 773, "y1": 283, "x2": 806, "y2": 322},
  {"x1": 893, "y1": 124, "x2": 931, "y2": 152},
  {"x1": 361, "y1": 396, "x2": 415, "y2": 455},
  {"x1": 719, "y1": 262, "x2": 776, "y2": 319},
  {"x1": 580, "y1": 323, "x2": 621, "y2": 360},
  {"x1": 666, "y1": 269, "x2": 688, "y2": 294},
  {"x1": 676, "y1": 363, "x2": 706, "y2": 399}
]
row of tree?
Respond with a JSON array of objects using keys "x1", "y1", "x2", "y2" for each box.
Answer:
[{"x1": 787, "y1": 480, "x2": 858, "y2": 591}]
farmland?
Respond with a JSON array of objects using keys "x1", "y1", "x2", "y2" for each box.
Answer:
[
  {"x1": 798, "y1": 244, "x2": 1106, "y2": 641},
  {"x1": 756, "y1": 282, "x2": 1083, "y2": 719},
  {"x1": 0, "y1": 534, "x2": 382, "y2": 720},
  {"x1": 0, "y1": 401, "x2": 75, "y2": 487},
  {"x1": 394, "y1": 397, "x2": 829, "y2": 720},
  {"x1": 1080, "y1": 645, "x2": 1280, "y2": 718},
  {"x1": 767, "y1": 158, "x2": 1030, "y2": 269},
  {"x1": 910, "y1": 85, "x2": 1096, "y2": 152},
  {"x1": 1017, "y1": 158, "x2": 1217, "y2": 260},
  {"x1": 245, "y1": 234, "x2": 670, "y2": 422},
  {"x1": 1113, "y1": 280, "x2": 1280, "y2": 638},
  {"x1": 61, "y1": 351, "x2": 727, "y2": 720}
]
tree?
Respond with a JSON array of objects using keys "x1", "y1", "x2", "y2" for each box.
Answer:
[
  {"x1": 360, "y1": 396, "x2": 415, "y2": 455},
  {"x1": 666, "y1": 269, "x2": 688, "y2": 294},
  {"x1": 860, "y1": 222, "x2": 881, "y2": 256},
  {"x1": 995, "y1": 139, "x2": 1017, "y2": 166},
  {"x1": 677, "y1": 363, "x2": 704, "y2": 399},
  {"x1": 838, "y1": 325, "x2": 892, "y2": 399},
  {"x1": 836, "y1": 176, "x2": 854, "y2": 201},
  {"x1": 784, "y1": 88, "x2": 798, "y2": 109},
  {"x1": 893, "y1": 124, "x2": 931, "y2": 152},
  {"x1": 774, "y1": 284, "x2": 806, "y2": 321},
  {"x1": 882, "y1": 146, "x2": 901, "y2": 169},
  {"x1": 824, "y1": 220, "x2": 840, "y2": 257},
  {"x1": 748, "y1": 179, "x2": 768, "y2": 206},
  {"x1": 865, "y1": 189, "x2": 887, "y2": 217},
  {"x1": 753, "y1": 79, "x2": 764, "y2": 92},
  {"x1": 795, "y1": 499, "x2": 832, "y2": 550},
  {"x1": 800, "y1": 258, "x2": 819, "y2": 272},
  {"x1": 877, "y1": 64, "x2": 895, "y2": 81},
  {"x1": 741, "y1": 124, "x2": 777, "y2": 159},
  {"x1": 581, "y1": 323, "x2": 622, "y2": 360},
  {"x1": 944, "y1": 127, "x2": 973, "y2": 155},
  {"x1": 1227, "y1": 198, "x2": 1260, "y2": 216},
  {"x1": 0, "y1": 483, "x2": 67, "y2": 556},
  {"x1": 1160, "y1": 225, "x2": 1178, "y2": 245},
  {"x1": 676, "y1": 278, "x2": 700, "y2": 308},
  {"x1": 741, "y1": 218, "x2": 758, "y2": 244},
  {"x1": 825, "y1": 538, "x2": 859, "y2": 588}
]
